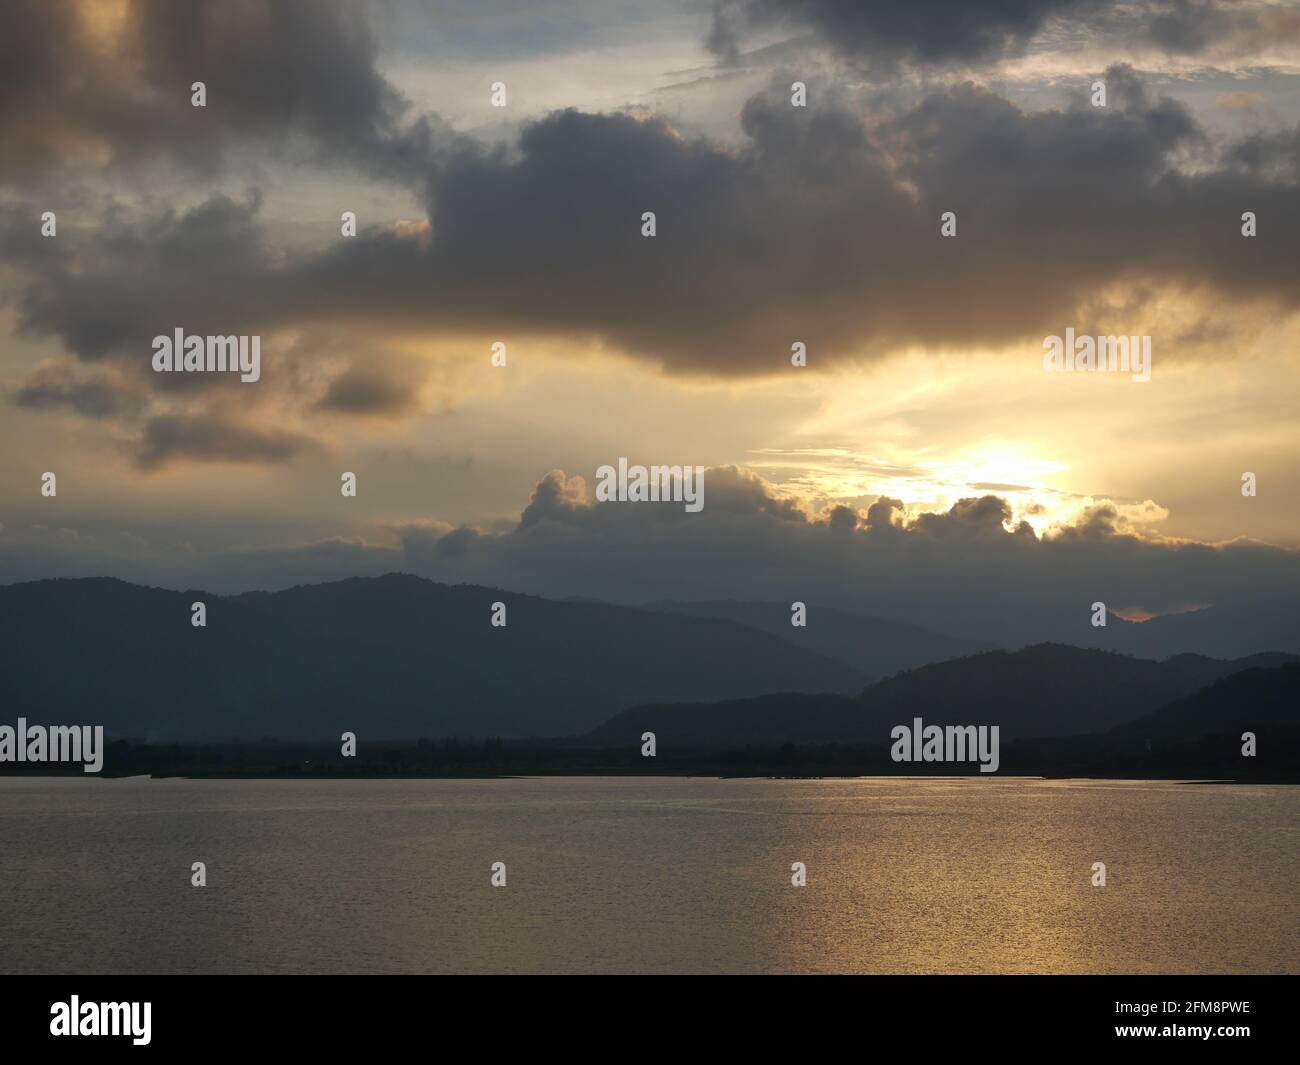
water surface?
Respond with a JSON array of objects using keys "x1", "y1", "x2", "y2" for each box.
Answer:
[{"x1": 0, "y1": 776, "x2": 1293, "y2": 973}]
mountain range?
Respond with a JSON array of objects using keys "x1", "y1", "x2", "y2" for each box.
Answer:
[
  {"x1": 2, "y1": 574, "x2": 1295, "y2": 749},
  {"x1": 0, "y1": 574, "x2": 865, "y2": 739},
  {"x1": 588, "y1": 644, "x2": 1298, "y2": 749}
]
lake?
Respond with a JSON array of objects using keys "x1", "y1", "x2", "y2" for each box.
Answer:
[{"x1": 0, "y1": 775, "x2": 1294, "y2": 974}]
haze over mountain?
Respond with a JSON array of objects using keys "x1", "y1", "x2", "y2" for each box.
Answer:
[
  {"x1": 589, "y1": 644, "x2": 1298, "y2": 749},
  {"x1": 880, "y1": 599, "x2": 1300, "y2": 663},
  {"x1": 1077, "y1": 603, "x2": 1300, "y2": 661},
  {"x1": 644, "y1": 600, "x2": 995, "y2": 677}
]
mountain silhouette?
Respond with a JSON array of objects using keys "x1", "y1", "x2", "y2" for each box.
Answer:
[
  {"x1": 587, "y1": 643, "x2": 1298, "y2": 748},
  {"x1": 6, "y1": 576, "x2": 1293, "y2": 747},
  {"x1": 0, "y1": 574, "x2": 869, "y2": 739},
  {"x1": 1108, "y1": 662, "x2": 1300, "y2": 752}
]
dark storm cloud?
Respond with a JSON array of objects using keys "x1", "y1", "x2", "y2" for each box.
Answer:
[
  {"x1": 0, "y1": 0, "x2": 437, "y2": 185},
  {"x1": 388, "y1": 466, "x2": 1300, "y2": 647},
  {"x1": 413, "y1": 75, "x2": 1295, "y2": 372},
  {"x1": 1227, "y1": 125, "x2": 1300, "y2": 181},
  {"x1": 1, "y1": 464, "x2": 1296, "y2": 637},
  {"x1": 135, "y1": 412, "x2": 315, "y2": 470},
  {"x1": 0, "y1": 205, "x2": 68, "y2": 273},
  {"x1": 1145, "y1": 0, "x2": 1300, "y2": 56},
  {"x1": 12, "y1": 361, "x2": 136, "y2": 419},
  {"x1": 3, "y1": 193, "x2": 426, "y2": 465},
  {"x1": 706, "y1": 0, "x2": 1097, "y2": 68},
  {"x1": 315, "y1": 369, "x2": 418, "y2": 416},
  {"x1": 15, "y1": 193, "x2": 268, "y2": 362},
  {"x1": 705, "y1": 0, "x2": 1300, "y2": 68},
  {"x1": 1147, "y1": 0, "x2": 1229, "y2": 52},
  {"x1": 7, "y1": 67, "x2": 1299, "y2": 391}
]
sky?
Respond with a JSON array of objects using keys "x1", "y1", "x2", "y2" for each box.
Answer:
[{"x1": 1, "y1": 0, "x2": 1298, "y2": 633}]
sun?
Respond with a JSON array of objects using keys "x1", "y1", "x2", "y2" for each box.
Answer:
[{"x1": 939, "y1": 443, "x2": 1071, "y2": 492}]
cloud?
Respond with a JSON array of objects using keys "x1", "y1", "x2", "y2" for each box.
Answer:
[
  {"x1": 0, "y1": 0, "x2": 439, "y2": 186},
  {"x1": 519, "y1": 469, "x2": 591, "y2": 528},
  {"x1": 315, "y1": 368, "x2": 419, "y2": 416},
  {"x1": 383, "y1": 465, "x2": 1300, "y2": 646},
  {"x1": 134, "y1": 412, "x2": 316, "y2": 470},
  {"x1": 13, "y1": 69, "x2": 1298, "y2": 395},
  {"x1": 1146, "y1": 0, "x2": 1300, "y2": 57},
  {"x1": 14, "y1": 193, "x2": 270, "y2": 362},
  {"x1": 705, "y1": 0, "x2": 1300, "y2": 70},
  {"x1": 1, "y1": 463, "x2": 1295, "y2": 643},
  {"x1": 706, "y1": 0, "x2": 1098, "y2": 69},
  {"x1": 414, "y1": 73, "x2": 1296, "y2": 373},
  {"x1": 11, "y1": 360, "x2": 138, "y2": 418}
]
